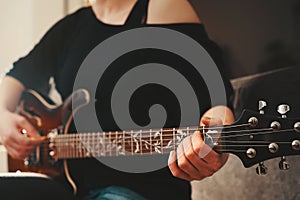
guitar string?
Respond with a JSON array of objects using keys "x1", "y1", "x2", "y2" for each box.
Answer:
[
  {"x1": 44, "y1": 124, "x2": 267, "y2": 142},
  {"x1": 38, "y1": 129, "x2": 297, "y2": 158},
  {"x1": 38, "y1": 141, "x2": 295, "y2": 159},
  {"x1": 43, "y1": 122, "x2": 252, "y2": 140},
  {"x1": 42, "y1": 128, "x2": 294, "y2": 149},
  {"x1": 47, "y1": 127, "x2": 280, "y2": 143},
  {"x1": 39, "y1": 139, "x2": 249, "y2": 157},
  {"x1": 38, "y1": 136, "x2": 299, "y2": 159}
]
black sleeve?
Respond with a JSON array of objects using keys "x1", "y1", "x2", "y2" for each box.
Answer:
[
  {"x1": 6, "y1": 13, "x2": 76, "y2": 93},
  {"x1": 156, "y1": 23, "x2": 234, "y2": 111}
]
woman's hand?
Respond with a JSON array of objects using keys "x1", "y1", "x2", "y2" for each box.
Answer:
[
  {"x1": 0, "y1": 109, "x2": 44, "y2": 160},
  {"x1": 0, "y1": 76, "x2": 44, "y2": 159},
  {"x1": 168, "y1": 106, "x2": 234, "y2": 181}
]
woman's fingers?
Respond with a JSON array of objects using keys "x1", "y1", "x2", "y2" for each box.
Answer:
[
  {"x1": 0, "y1": 112, "x2": 44, "y2": 160},
  {"x1": 168, "y1": 131, "x2": 228, "y2": 181},
  {"x1": 168, "y1": 150, "x2": 192, "y2": 181}
]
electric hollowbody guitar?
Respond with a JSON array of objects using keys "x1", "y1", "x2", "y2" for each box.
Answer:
[{"x1": 9, "y1": 89, "x2": 300, "y2": 195}]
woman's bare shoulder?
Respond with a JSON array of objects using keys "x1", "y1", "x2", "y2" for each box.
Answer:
[{"x1": 147, "y1": 0, "x2": 201, "y2": 24}]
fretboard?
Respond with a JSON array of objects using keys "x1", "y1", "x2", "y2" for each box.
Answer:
[{"x1": 49, "y1": 127, "x2": 218, "y2": 159}]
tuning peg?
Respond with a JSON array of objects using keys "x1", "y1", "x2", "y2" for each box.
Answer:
[
  {"x1": 277, "y1": 104, "x2": 290, "y2": 118},
  {"x1": 256, "y1": 162, "x2": 268, "y2": 175},
  {"x1": 279, "y1": 156, "x2": 290, "y2": 170},
  {"x1": 258, "y1": 100, "x2": 267, "y2": 114}
]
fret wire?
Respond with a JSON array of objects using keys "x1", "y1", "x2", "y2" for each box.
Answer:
[
  {"x1": 79, "y1": 134, "x2": 81, "y2": 158},
  {"x1": 76, "y1": 134, "x2": 78, "y2": 158},
  {"x1": 73, "y1": 134, "x2": 76, "y2": 158},
  {"x1": 122, "y1": 131, "x2": 126, "y2": 156},
  {"x1": 63, "y1": 135, "x2": 65, "y2": 158},
  {"x1": 150, "y1": 129, "x2": 152, "y2": 155},
  {"x1": 73, "y1": 134, "x2": 75, "y2": 158},
  {"x1": 86, "y1": 133, "x2": 88, "y2": 158},
  {"x1": 93, "y1": 132, "x2": 95, "y2": 158},
  {"x1": 82, "y1": 134, "x2": 87, "y2": 158},
  {"x1": 140, "y1": 130, "x2": 142, "y2": 155},
  {"x1": 68, "y1": 135, "x2": 70, "y2": 159},
  {"x1": 115, "y1": 131, "x2": 118, "y2": 156},
  {"x1": 84, "y1": 133, "x2": 87, "y2": 158},
  {"x1": 131, "y1": 130, "x2": 134, "y2": 155},
  {"x1": 58, "y1": 137, "x2": 61, "y2": 159},
  {"x1": 102, "y1": 132, "x2": 106, "y2": 157},
  {"x1": 59, "y1": 136, "x2": 62, "y2": 159},
  {"x1": 109, "y1": 132, "x2": 112, "y2": 157},
  {"x1": 76, "y1": 134, "x2": 79, "y2": 159},
  {"x1": 98, "y1": 132, "x2": 101, "y2": 157},
  {"x1": 62, "y1": 135, "x2": 67, "y2": 158},
  {"x1": 94, "y1": 133, "x2": 96, "y2": 157},
  {"x1": 83, "y1": 133, "x2": 85, "y2": 158},
  {"x1": 81, "y1": 140, "x2": 83, "y2": 158},
  {"x1": 71, "y1": 134, "x2": 73, "y2": 159},
  {"x1": 71, "y1": 134, "x2": 77, "y2": 158},
  {"x1": 70, "y1": 134, "x2": 72, "y2": 158},
  {"x1": 67, "y1": 134, "x2": 69, "y2": 158},
  {"x1": 160, "y1": 128, "x2": 163, "y2": 154},
  {"x1": 75, "y1": 135, "x2": 77, "y2": 159},
  {"x1": 66, "y1": 134, "x2": 72, "y2": 158}
]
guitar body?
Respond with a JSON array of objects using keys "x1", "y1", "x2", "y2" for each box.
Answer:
[{"x1": 8, "y1": 89, "x2": 90, "y2": 193}]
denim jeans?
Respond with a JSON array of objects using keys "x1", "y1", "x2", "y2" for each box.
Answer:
[{"x1": 84, "y1": 186, "x2": 148, "y2": 200}]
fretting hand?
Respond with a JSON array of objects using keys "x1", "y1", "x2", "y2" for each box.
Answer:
[{"x1": 168, "y1": 106, "x2": 234, "y2": 181}]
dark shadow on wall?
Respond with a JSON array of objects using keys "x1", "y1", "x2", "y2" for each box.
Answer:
[
  {"x1": 190, "y1": 0, "x2": 300, "y2": 78},
  {"x1": 258, "y1": 40, "x2": 298, "y2": 73}
]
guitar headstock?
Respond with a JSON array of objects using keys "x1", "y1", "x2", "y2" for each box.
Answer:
[{"x1": 221, "y1": 102, "x2": 300, "y2": 174}]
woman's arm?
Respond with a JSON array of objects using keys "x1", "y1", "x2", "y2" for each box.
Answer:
[
  {"x1": 0, "y1": 76, "x2": 43, "y2": 159},
  {"x1": 0, "y1": 76, "x2": 25, "y2": 112}
]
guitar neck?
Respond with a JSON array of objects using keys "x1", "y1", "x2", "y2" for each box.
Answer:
[{"x1": 50, "y1": 126, "x2": 218, "y2": 159}]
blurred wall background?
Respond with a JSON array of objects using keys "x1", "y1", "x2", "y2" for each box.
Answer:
[
  {"x1": 0, "y1": 0, "x2": 86, "y2": 81},
  {"x1": 0, "y1": 0, "x2": 64, "y2": 80}
]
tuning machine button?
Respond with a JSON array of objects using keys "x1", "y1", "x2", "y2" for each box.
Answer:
[
  {"x1": 292, "y1": 140, "x2": 300, "y2": 151},
  {"x1": 268, "y1": 143, "x2": 279, "y2": 153},
  {"x1": 256, "y1": 162, "x2": 268, "y2": 175},
  {"x1": 246, "y1": 148, "x2": 256, "y2": 158},
  {"x1": 248, "y1": 117, "x2": 258, "y2": 127},
  {"x1": 279, "y1": 156, "x2": 290, "y2": 170},
  {"x1": 270, "y1": 121, "x2": 281, "y2": 131},
  {"x1": 277, "y1": 104, "x2": 290, "y2": 118},
  {"x1": 294, "y1": 122, "x2": 300, "y2": 132}
]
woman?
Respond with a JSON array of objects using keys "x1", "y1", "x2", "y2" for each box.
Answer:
[{"x1": 0, "y1": 0, "x2": 234, "y2": 199}]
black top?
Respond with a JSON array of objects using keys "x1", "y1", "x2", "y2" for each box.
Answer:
[{"x1": 8, "y1": 0, "x2": 233, "y2": 199}]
